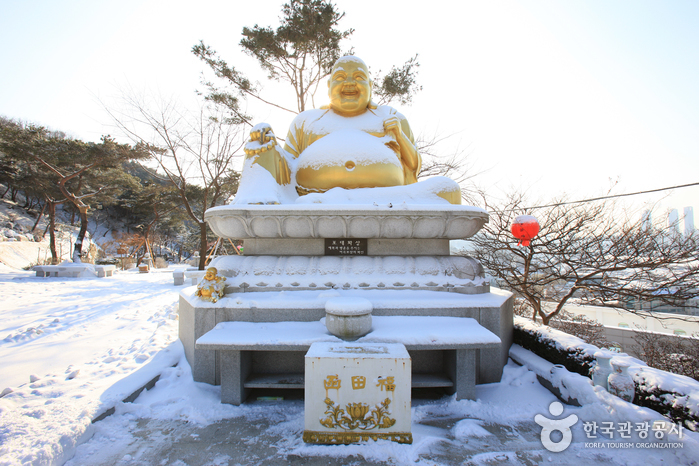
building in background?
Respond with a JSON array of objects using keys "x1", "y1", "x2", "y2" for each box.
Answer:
[{"x1": 685, "y1": 206, "x2": 695, "y2": 235}]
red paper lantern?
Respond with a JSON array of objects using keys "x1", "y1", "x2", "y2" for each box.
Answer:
[{"x1": 511, "y1": 215, "x2": 540, "y2": 246}]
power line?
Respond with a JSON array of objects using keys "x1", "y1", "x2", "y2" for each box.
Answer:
[{"x1": 525, "y1": 181, "x2": 699, "y2": 210}]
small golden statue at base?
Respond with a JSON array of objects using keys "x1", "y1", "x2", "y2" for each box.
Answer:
[{"x1": 195, "y1": 267, "x2": 226, "y2": 303}]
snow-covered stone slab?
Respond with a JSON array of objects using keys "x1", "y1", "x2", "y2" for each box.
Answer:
[
  {"x1": 208, "y1": 254, "x2": 488, "y2": 294},
  {"x1": 196, "y1": 316, "x2": 501, "y2": 350},
  {"x1": 181, "y1": 287, "x2": 511, "y2": 311},
  {"x1": 94, "y1": 265, "x2": 115, "y2": 277},
  {"x1": 173, "y1": 268, "x2": 201, "y2": 286},
  {"x1": 303, "y1": 342, "x2": 412, "y2": 444},
  {"x1": 184, "y1": 269, "x2": 205, "y2": 285},
  {"x1": 33, "y1": 263, "x2": 114, "y2": 278},
  {"x1": 205, "y1": 204, "x2": 488, "y2": 240},
  {"x1": 34, "y1": 264, "x2": 96, "y2": 278},
  {"x1": 173, "y1": 270, "x2": 185, "y2": 286}
]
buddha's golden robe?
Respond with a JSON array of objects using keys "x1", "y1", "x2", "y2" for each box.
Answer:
[{"x1": 283, "y1": 106, "x2": 421, "y2": 195}]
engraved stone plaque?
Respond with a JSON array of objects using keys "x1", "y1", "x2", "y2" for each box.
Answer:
[{"x1": 324, "y1": 238, "x2": 368, "y2": 256}]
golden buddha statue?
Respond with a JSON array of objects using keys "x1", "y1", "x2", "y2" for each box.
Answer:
[
  {"x1": 238, "y1": 56, "x2": 461, "y2": 205},
  {"x1": 195, "y1": 267, "x2": 226, "y2": 303}
]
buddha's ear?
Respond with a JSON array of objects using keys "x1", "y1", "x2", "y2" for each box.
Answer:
[{"x1": 368, "y1": 100, "x2": 378, "y2": 110}]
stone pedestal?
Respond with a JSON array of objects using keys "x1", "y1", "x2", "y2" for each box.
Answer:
[
  {"x1": 181, "y1": 204, "x2": 514, "y2": 400},
  {"x1": 303, "y1": 342, "x2": 412, "y2": 444},
  {"x1": 205, "y1": 205, "x2": 489, "y2": 241}
]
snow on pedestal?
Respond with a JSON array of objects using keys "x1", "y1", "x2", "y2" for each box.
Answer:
[{"x1": 303, "y1": 342, "x2": 412, "y2": 444}]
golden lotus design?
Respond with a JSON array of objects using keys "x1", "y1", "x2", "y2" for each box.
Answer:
[
  {"x1": 347, "y1": 402, "x2": 369, "y2": 422},
  {"x1": 320, "y1": 397, "x2": 395, "y2": 431}
]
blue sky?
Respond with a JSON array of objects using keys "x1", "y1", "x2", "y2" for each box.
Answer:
[{"x1": 1, "y1": 0, "x2": 697, "y2": 228}]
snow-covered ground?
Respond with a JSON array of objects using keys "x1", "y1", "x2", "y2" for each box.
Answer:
[
  {"x1": 0, "y1": 268, "x2": 182, "y2": 465},
  {"x1": 62, "y1": 357, "x2": 699, "y2": 466},
  {"x1": 1, "y1": 268, "x2": 698, "y2": 465}
]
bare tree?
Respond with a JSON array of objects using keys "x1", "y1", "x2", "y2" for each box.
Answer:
[
  {"x1": 130, "y1": 183, "x2": 182, "y2": 267},
  {"x1": 108, "y1": 94, "x2": 243, "y2": 270},
  {"x1": 415, "y1": 131, "x2": 481, "y2": 203},
  {"x1": 471, "y1": 189, "x2": 699, "y2": 325}
]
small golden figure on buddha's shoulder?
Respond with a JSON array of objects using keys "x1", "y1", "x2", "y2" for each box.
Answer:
[
  {"x1": 195, "y1": 267, "x2": 226, "y2": 303},
  {"x1": 234, "y1": 56, "x2": 462, "y2": 205}
]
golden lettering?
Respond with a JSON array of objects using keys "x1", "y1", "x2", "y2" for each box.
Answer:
[
  {"x1": 377, "y1": 376, "x2": 396, "y2": 392},
  {"x1": 351, "y1": 376, "x2": 366, "y2": 390}
]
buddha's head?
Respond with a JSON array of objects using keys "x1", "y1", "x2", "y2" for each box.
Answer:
[
  {"x1": 328, "y1": 56, "x2": 372, "y2": 117},
  {"x1": 204, "y1": 267, "x2": 217, "y2": 280}
]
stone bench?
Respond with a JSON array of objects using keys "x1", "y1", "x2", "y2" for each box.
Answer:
[
  {"x1": 95, "y1": 265, "x2": 116, "y2": 277},
  {"x1": 184, "y1": 269, "x2": 205, "y2": 285},
  {"x1": 173, "y1": 270, "x2": 185, "y2": 286},
  {"x1": 195, "y1": 316, "x2": 501, "y2": 405},
  {"x1": 34, "y1": 264, "x2": 115, "y2": 278},
  {"x1": 34, "y1": 265, "x2": 91, "y2": 278},
  {"x1": 173, "y1": 268, "x2": 202, "y2": 286}
]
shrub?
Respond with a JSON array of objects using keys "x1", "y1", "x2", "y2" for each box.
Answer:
[
  {"x1": 514, "y1": 318, "x2": 699, "y2": 431},
  {"x1": 633, "y1": 329, "x2": 699, "y2": 381}
]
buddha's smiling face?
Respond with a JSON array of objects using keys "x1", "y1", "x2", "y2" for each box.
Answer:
[
  {"x1": 204, "y1": 267, "x2": 217, "y2": 281},
  {"x1": 328, "y1": 57, "x2": 371, "y2": 117}
]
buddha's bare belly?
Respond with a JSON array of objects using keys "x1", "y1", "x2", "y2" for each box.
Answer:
[{"x1": 295, "y1": 129, "x2": 405, "y2": 192}]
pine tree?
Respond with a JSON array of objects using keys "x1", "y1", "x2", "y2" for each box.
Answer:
[{"x1": 193, "y1": 0, "x2": 421, "y2": 118}]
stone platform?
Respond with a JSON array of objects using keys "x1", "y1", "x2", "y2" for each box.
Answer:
[
  {"x1": 205, "y1": 254, "x2": 489, "y2": 294},
  {"x1": 205, "y1": 205, "x2": 489, "y2": 240},
  {"x1": 180, "y1": 286, "x2": 512, "y2": 387},
  {"x1": 180, "y1": 204, "x2": 513, "y2": 399}
]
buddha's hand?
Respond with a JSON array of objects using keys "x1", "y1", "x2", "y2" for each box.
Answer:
[
  {"x1": 383, "y1": 116, "x2": 406, "y2": 156},
  {"x1": 244, "y1": 124, "x2": 277, "y2": 158},
  {"x1": 383, "y1": 116, "x2": 403, "y2": 140}
]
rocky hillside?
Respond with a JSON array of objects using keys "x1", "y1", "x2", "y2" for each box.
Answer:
[{"x1": 0, "y1": 193, "x2": 123, "y2": 270}]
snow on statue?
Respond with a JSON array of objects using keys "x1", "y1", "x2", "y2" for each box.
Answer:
[{"x1": 233, "y1": 56, "x2": 462, "y2": 205}]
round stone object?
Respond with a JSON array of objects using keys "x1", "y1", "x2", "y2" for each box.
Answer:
[{"x1": 325, "y1": 297, "x2": 373, "y2": 341}]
